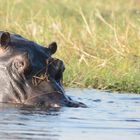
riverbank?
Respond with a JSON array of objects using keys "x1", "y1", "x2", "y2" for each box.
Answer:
[{"x1": 0, "y1": 0, "x2": 140, "y2": 93}]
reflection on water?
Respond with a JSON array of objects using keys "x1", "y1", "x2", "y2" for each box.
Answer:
[{"x1": 0, "y1": 88, "x2": 140, "y2": 140}]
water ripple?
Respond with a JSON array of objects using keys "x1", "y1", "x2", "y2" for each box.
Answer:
[{"x1": 0, "y1": 88, "x2": 140, "y2": 140}]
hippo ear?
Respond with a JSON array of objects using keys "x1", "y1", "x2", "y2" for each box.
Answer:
[
  {"x1": 48, "y1": 42, "x2": 57, "y2": 54},
  {"x1": 0, "y1": 32, "x2": 11, "y2": 47}
]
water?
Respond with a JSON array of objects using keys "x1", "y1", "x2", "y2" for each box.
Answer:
[{"x1": 0, "y1": 88, "x2": 140, "y2": 140}]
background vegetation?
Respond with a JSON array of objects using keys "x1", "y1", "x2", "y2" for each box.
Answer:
[{"x1": 0, "y1": 0, "x2": 140, "y2": 93}]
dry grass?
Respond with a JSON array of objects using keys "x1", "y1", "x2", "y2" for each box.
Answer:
[{"x1": 0, "y1": 0, "x2": 140, "y2": 93}]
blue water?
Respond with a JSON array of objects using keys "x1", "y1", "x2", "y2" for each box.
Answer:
[{"x1": 0, "y1": 88, "x2": 140, "y2": 140}]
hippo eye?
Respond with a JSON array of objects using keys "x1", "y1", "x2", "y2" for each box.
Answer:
[
  {"x1": 14, "y1": 60, "x2": 24, "y2": 72},
  {"x1": 12, "y1": 52, "x2": 31, "y2": 74}
]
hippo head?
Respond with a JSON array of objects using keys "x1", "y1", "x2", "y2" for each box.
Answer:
[{"x1": 0, "y1": 31, "x2": 86, "y2": 108}]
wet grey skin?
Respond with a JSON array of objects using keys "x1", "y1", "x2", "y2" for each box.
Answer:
[{"x1": 0, "y1": 31, "x2": 86, "y2": 108}]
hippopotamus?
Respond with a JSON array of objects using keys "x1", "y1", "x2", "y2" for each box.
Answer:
[{"x1": 0, "y1": 31, "x2": 86, "y2": 108}]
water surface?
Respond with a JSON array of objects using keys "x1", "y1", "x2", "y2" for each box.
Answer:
[{"x1": 0, "y1": 88, "x2": 140, "y2": 140}]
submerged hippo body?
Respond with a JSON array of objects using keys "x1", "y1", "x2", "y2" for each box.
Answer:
[{"x1": 0, "y1": 31, "x2": 85, "y2": 108}]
